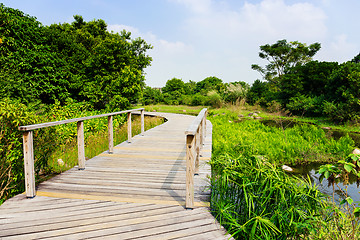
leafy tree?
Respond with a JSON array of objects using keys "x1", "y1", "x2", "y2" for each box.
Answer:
[
  {"x1": 0, "y1": 4, "x2": 71, "y2": 104},
  {"x1": 195, "y1": 76, "x2": 224, "y2": 95},
  {"x1": 162, "y1": 78, "x2": 185, "y2": 94},
  {"x1": 352, "y1": 53, "x2": 360, "y2": 63},
  {"x1": 142, "y1": 86, "x2": 163, "y2": 105},
  {"x1": 278, "y1": 61, "x2": 338, "y2": 105},
  {"x1": 247, "y1": 80, "x2": 271, "y2": 106},
  {"x1": 0, "y1": 4, "x2": 152, "y2": 110},
  {"x1": 251, "y1": 39, "x2": 321, "y2": 85},
  {"x1": 324, "y1": 62, "x2": 360, "y2": 121}
]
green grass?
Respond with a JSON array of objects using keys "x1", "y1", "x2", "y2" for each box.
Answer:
[{"x1": 143, "y1": 104, "x2": 206, "y2": 115}]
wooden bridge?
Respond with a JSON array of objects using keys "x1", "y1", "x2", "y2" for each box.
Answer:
[{"x1": 0, "y1": 110, "x2": 233, "y2": 239}]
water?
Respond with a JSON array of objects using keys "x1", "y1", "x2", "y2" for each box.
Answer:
[
  {"x1": 259, "y1": 119, "x2": 360, "y2": 205},
  {"x1": 292, "y1": 162, "x2": 360, "y2": 206}
]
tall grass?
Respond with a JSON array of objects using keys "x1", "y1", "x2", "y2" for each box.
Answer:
[
  {"x1": 210, "y1": 154, "x2": 325, "y2": 239},
  {"x1": 209, "y1": 108, "x2": 357, "y2": 239},
  {"x1": 210, "y1": 113, "x2": 354, "y2": 165}
]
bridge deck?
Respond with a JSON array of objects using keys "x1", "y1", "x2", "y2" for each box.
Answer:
[{"x1": 0, "y1": 112, "x2": 232, "y2": 239}]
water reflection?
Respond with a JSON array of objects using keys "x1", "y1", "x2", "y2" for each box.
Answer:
[{"x1": 292, "y1": 163, "x2": 360, "y2": 206}]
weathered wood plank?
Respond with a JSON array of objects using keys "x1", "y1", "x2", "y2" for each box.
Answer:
[{"x1": 18, "y1": 108, "x2": 144, "y2": 131}]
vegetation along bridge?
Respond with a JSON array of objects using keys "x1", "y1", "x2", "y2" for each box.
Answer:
[{"x1": 0, "y1": 109, "x2": 233, "y2": 239}]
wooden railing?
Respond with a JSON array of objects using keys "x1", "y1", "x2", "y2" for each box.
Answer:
[
  {"x1": 184, "y1": 108, "x2": 207, "y2": 209},
  {"x1": 19, "y1": 108, "x2": 145, "y2": 198}
]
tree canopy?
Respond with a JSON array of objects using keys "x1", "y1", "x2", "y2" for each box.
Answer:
[
  {"x1": 251, "y1": 39, "x2": 321, "y2": 85},
  {"x1": 0, "y1": 4, "x2": 152, "y2": 110}
]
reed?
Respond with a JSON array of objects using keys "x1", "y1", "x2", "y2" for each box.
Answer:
[{"x1": 210, "y1": 153, "x2": 325, "y2": 239}]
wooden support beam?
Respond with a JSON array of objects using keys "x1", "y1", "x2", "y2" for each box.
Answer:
[
  {"x1": 141, "y1": 109, "x2": 145, "y2": 136},
  {"x1": 108, "y1": 116, "x2": 113, "y2": 154},
  {"x1": 185, "y1": 134, "x2": 195, "y2": 209},
  {"x1": 23, "y1": 131, "x2": 35, "y2": 198},
  {"x1": 127, "y1": 112, "x2": 132, "y2": 143},
  {"x1": 77, "y1": 121, "x2": 85, "y2": 170}
]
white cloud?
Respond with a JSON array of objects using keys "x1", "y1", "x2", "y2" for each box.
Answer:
[
  {"x1": 108, "y1": 24, "x2": 194, "y2": 87},
  {"x1": 169, "y1": 0, "x2": 212, "y2": 14},
  {"x1": 316, "y1": 34, "x2": 358, "y2": 63}
]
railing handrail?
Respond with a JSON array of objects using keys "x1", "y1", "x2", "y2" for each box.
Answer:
[
  {"x1": 185, "y1": 108, "x2": 208, "y2": 209},
  {"x1": 18, "y1": 108, "x2": 145, "y2": 131},
  {"x1": 185, "y1": 108, "x2": 207, "y2": 136}
]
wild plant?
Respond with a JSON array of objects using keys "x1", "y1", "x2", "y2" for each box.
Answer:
[
  {"x1": 315, "y1": 154, "x2": 360, "y2": 239},
  {"x1": 210, "y1": 153, "x2": 325, "y2": 239}
]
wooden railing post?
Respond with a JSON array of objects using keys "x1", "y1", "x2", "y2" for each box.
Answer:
[
  {"x1": 23, "y1": 131, "x2": 35, "y2": 198},
  {"x1": 127, "y1": 112, "x2": 132, "y2": 143},
  {"x1": 108, "y1": 116, "x2": 114, "y2": 154},
  {"x1": 141, "y1": 109, "x2": 145, "y2": 136},
  {"x1": 195, "y1": 129, "x2": 200, "y2": 175},
  {"x1": 186, "y1": 134, "x2": 195, "y2": 209},
  {"x1": 77, "y1": 121, "x2": 85, "y2": 170}
]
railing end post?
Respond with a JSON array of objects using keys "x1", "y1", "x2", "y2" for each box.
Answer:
[{"x1": 23, "y1": 130, "x2": 36, "y2": 198}]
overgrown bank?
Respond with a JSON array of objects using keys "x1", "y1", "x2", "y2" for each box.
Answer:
[{"x1": 208, "y1": 106, "x2": 359, "y2": 239}]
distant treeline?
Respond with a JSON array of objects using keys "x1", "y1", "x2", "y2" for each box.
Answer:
[{"x1": 144, "y1": 42, "x2": 360, "y2": 123}]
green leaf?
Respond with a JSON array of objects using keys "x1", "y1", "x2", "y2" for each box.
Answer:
[
  {"x1": 344, "y1": 163, "x2": 353, "y2": 173},
  {"x1": 354, "y1": 208, "x2": 360, "y2": 217}
]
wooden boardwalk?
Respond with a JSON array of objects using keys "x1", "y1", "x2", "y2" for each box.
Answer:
[{"x1": 0, "y1": 112, "x2": 232, "y2": 239}]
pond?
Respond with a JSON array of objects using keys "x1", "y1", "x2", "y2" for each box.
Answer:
[
  {"x1": 291, "y1": 162, "x2": 360, "y2": 206},
  {"x1": 260, "y1": 119, "x2": 360, "y2": 205}
]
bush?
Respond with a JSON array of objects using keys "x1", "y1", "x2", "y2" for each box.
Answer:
[
  {"x1": 206, "y1": 90, "x2": 222, "y2": 108},
  {"x1": 0, "y1": 99, "x2": 57, "y2": 203}
]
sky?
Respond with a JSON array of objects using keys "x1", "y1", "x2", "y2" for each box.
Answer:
[{"x1": 2, "y1": 0, "x2": 360, "y2": 87}]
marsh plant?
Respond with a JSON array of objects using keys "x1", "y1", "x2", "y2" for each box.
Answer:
[
  {"x1": 314, "y1": 154, "x2": 360, "y2": 239},
  {"x1": 210, "y1": 154, "x2": 325, "y2": 239}
]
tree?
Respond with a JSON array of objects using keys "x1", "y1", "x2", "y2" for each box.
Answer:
[
  {"x1": 0, "y1": 4, "x2": 153, "y2": 109},
  {"x1": 195, "y1": 76, "x2": 224, "y2": 95},
  {"x1": 251, "y1": 39, "x2": 321, "y2": 85},
  {"x1": 162, "y1": 78, "x2": 185, "y2": 94},
  {"x1": 352, "y1": 53, "x2": 360, "y2": 63}
]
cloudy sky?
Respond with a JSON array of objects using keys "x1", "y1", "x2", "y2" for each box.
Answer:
[{"x1": 2, "y1": 0, "x2": 359, "y2": 87}]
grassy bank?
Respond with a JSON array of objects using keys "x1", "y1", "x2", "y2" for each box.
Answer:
[{"x1": 208, "y1": 105, "x2": 359, "y2": 239}]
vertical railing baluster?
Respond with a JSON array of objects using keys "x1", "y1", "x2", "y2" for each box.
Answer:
[
  {"x1": 141, "y1": 109, "x2": 145, "y2": 136},
  {"x1": 127, "y1": 112, "x2": 132, "y2": 143},
  {"x1": 186, "y1": 134, "x2": 195, "y2": 209},
  {"x1": 23, "y1": 131, "x2": 35, "y2": 198},
  {"x1": 108, "y1": 116, "x2": 114, "y2": 154},
  {"x1": 77, "y1": 121, "x2": 85, "y2": 170}
]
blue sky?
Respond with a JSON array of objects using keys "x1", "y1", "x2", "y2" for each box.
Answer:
[{"x1": 2, "y1": 0, "x2": 360, "y2": 87}]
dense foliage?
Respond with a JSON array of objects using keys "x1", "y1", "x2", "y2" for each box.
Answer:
[
  {"x1": 0, "y1": 4, "x2": 152, "y2": 110},
  {"x1": 209, "y1": 108, "x2": 357, "y2": 239}
]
